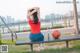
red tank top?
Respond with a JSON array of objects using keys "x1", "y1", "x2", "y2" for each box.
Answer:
[{"x1": 28, "y1": 19, "x2": 41, "y2": 34}]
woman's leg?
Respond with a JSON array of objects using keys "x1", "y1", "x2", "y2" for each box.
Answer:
[
  {"x1": 36, "y1": 33, "x2": 44, "y2": 51},
  {"x1": 37, "y1": 43, "x2": 45, "y2": 51}
]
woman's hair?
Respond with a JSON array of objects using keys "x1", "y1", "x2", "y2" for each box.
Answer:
[{"x1": 30, "y1": 9, "x2": 38, "y2": 24}]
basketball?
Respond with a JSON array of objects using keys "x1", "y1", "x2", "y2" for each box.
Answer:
[{"x1": 52, "y1": 30, "x2": 61, "y2": 39}]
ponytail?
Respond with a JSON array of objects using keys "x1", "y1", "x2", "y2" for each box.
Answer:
[{"x1": 33, "y1": 12, "x2": 38, "y2": 24}]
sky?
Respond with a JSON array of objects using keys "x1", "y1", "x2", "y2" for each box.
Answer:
[{"x1": 0, "y1": 0, "x2": 80, "y2": 21}]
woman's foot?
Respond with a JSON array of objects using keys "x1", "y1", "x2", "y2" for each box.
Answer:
[{"x1": 34, "y1": 47, "x2": 41, "y2": 52}]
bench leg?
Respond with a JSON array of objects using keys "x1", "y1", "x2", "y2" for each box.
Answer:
[
  {"x1": 30, "y1": 44, "x2": 33, "y2": 52},
  {"x1": 66, "y1": 41, "x2": 69, "y2": 48}
]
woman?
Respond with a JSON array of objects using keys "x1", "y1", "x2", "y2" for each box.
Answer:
[{"x1": 27, "y1": 7, "x2": 44, "y2": 42}]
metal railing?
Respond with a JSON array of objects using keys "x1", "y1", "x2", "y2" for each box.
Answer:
[{"x1": 0, "y1": 16, "x2": 17, "y2": 42}]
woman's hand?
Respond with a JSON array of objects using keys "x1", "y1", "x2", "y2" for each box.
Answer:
[
  {"x1": 27, "y1": 7, "x2": 40, "y2": 20},
  {"x1": 27, "y1": 9, "x2": 35, "y2": 16}
]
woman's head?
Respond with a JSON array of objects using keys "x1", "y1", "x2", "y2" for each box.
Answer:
[{"x1": 30, "y1": 9, "x2": 38, "y2": 24}]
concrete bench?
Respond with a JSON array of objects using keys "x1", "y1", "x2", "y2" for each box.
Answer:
[{"x1": 16, "y1": 35, "x2": 80, "y2": 52}]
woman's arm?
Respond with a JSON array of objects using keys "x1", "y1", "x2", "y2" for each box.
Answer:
[
  {"x1": 27, "y1": 9, "x2": 37, "y2": 21},
  {"x1": 37, "y1": 8, "x2": 40, "y2": 22},
  {"x1": 27, "y1": 7, "x2": 40, "y2": 21}
]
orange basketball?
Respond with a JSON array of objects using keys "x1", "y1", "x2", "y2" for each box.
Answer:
[{"x1": 52, "y1": 30, "x2": 61, "y2": 39}]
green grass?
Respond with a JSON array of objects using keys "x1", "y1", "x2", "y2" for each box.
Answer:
[
  {"x1": 39, "y1": 46, "x2": 80, "y2": 53},
  {"x1": 1, "y1": 37, "x2": 29, "y2": 44},
  {"x1": 8, "y1": 45, "x2": 30, "y2": 53},
  {"x1": 8, "y1": 45, "x2": 80, "y2": 53},
  {"x1": 1, "y1": 39, "x2": 16, "y2": 44},
  {"x1": 6, "y1": 40, "x2": 80, "y2": 53}
]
